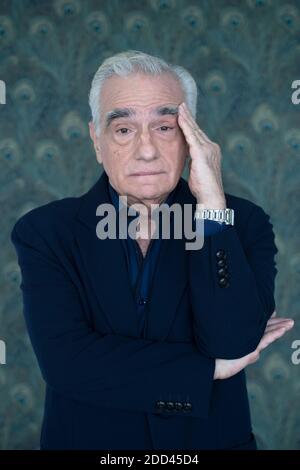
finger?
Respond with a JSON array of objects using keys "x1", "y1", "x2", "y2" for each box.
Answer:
[
  {"x1": 178, "y1": 103, "x2": 210, "y2": 143},
  {"x1": 266, "y1": 322, "x2": 294, "y2": 337},
  {"x1": 181, "y1": 112, "x2": 218, "y2": 152},
  {"x1": 265, "y1": 320, "x2": 294, "y2": 333},
  {"x1": 265, "y1": 322, "x2": 294, "y2": 334},
  {"x1": 257, "y1": 327, "x2": 287, "y2": 352},
  {"x1": 266, "y1": 317, "x2": 294, "y2": 326},
  {"x1": 177, "y1": 108, "x2": 204, "y2": 138},
  {"x1": 177, "y1": 113, "x2": 207, "y2": 148},
  {"x1": 266, "y1": 317, "x2": 294, "y2": 325},
  {"x1": 259, "y1": 325, "x2": 287, "y2": 348},
  {"x1": 179, "y1": 102, "x2": 209, "y2": 139}
]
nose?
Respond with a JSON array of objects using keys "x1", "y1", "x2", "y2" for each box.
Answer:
[{"x1": 135, "y1": 128, "x2": 159, "y2": 161}]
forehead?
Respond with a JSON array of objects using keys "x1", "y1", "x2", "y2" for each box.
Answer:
[{"x1": 100, "y1": 72, "x2": 184, "y2": 124}]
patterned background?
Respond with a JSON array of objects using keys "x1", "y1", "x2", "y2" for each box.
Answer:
[{"x1": 0, "y1": 0, "x2": 299, "y2": 450}]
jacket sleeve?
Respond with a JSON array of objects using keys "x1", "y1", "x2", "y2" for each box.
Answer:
[
  {"x1": 10, "y1": 214, "x2": 215, "y2": 419},
  {"x1": 188, "y1": 203, "x2": 278, "y2": 359}
]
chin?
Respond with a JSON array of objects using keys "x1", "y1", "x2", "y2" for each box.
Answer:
[{"x1": 130, "y1": 184, "x2": 167, "y2": 202}]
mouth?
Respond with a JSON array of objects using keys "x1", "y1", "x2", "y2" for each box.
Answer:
[{"x1": 130, "y1": 171, "x2": 165, "y2": 176}]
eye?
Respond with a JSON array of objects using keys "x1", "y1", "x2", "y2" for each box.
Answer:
[
  {"x1": 116, "y1": 128, "x2": 130, "y2": 135},
  {"x1": 159, "y1": 126, "x2": 174, "y2": 131}
]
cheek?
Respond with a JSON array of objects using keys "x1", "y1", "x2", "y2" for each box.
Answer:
[
  {"x1": 107, "y1": 150, "x2": 126, "y2": 175},
  {"x1": 164, "y1": 129, "x2": 186, "y2": 149},
  {"x1": 110, "y1": 149, "x2": 132, "y2": 178},
  {"x1": 113, "y1": 149, "x2": 122, "y2": 158},
  {"x1": 111, "y1": 139, "x2": 134, "y2": 158},
  {"x1": 103, "y1": 143, "x2": 129, "y2": 165},
  {"x1": 166, "y1": 152, "x2": 186, "y2": 177},
  {"x1": 162, "y1": 136, "x2": 186, "y2": 160}
]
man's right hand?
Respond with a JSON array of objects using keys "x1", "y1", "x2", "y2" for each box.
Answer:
[{"x1": 214, "y1": 312, "x2": 294, "y2": 380}]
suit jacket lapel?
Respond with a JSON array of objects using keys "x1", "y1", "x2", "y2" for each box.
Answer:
[
  {"x1": 74, "y1": 170, "x2": 196, "y2": 340},
  {"x1": 74, "y1": 171, "x2": 140, "y2": 337}
]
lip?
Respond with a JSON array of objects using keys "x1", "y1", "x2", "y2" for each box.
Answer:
[{"x1": 130, "y1": 171, "x2": 165, "y2": 176}]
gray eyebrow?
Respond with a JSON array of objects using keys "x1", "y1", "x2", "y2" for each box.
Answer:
[
  {"x1": 105, "y1": 105, "x2": 179, "y2": 128},
  {"x1": 105, "y1": 107, "x2": 135, "y2": 128}
]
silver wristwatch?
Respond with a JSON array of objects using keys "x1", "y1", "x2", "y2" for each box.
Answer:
[{"x1": 194, "y1": 208, "x2": 235, "y2": 226}]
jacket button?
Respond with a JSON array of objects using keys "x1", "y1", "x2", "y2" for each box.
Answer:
[
  {"x1": 218, "y1": 277, "x2": 229, "y2": 287},
  {"x1": 166, "y1": 401, "x2": 175, "y2": 411},
  {"x1": 174, "y1": 401, "x2": 183, "y2": 411},
  {"x1": 155, "y1": 400, "x2": 166, "y2": 411},
  {"x1": 138, "y1": 298, "x2": 147, "y2": 306},
  {"x1": 217, "y1": 267, "x2": 228, "y2": 277},
  {"x1": 215, "y1": 249, "x2": 226, "y2": 259},
  {"x1": 183, "y1": 402, "x2": 192, "y2": 412},
  {"x1": 216, "y1": 259, "x2": 226, "y2": 268}
]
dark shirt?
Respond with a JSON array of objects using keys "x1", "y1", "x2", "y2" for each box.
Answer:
[{"x1": 108, "y1": 180, "x2": 229, "y2": 335}]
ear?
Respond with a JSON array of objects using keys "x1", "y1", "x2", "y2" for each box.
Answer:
[{"x1": 89, "y1": 121, "x2": 102, "y2": 164}]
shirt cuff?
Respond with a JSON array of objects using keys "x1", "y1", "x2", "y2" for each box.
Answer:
[{"x1": 194, "y1": 219, "x2": 231, "y2": 237}]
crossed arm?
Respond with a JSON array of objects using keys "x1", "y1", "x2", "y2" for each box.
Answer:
[
  {"x1": 188, "y1": 202, "x2": 294, "y2": 378},
  {"x1": 10, "y1": 206, "x2": 293, "y2": 420}
]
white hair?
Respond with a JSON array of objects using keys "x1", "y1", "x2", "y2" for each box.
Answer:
[{"x1": 88, "y1": 50, "x2": 198, "y2": 137}]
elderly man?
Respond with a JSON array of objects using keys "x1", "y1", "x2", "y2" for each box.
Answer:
[{"x1": 11, "y1": 50, "x2": 293, "y2": 450}]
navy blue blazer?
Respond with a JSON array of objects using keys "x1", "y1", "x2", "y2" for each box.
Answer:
[{"x1": 10, "y1": 170, "x2": 278, "y2": 450}]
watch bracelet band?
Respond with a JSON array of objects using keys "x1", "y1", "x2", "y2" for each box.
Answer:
[{"x1": 194, "y1": 208, "x2": 235, "y2": 226}]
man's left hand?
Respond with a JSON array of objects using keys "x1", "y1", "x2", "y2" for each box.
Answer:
[{"x1": 177, "y1": 101, "x2": 226, "y2": 210}]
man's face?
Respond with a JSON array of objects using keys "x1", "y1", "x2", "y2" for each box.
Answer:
[{"x1": 89, "y1": 72, "x2": 189, "y2": 206}]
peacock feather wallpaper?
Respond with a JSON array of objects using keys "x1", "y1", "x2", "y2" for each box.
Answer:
[{"x1": 0, "y1": 0, "x2": 299, "y2": 450}]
